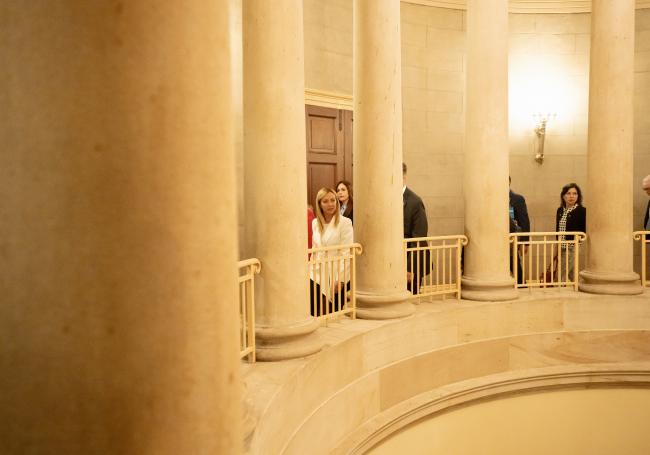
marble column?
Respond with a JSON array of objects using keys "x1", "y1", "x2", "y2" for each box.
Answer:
[
  {"x1": 0, "y1": 1, "x2": 242, "y2": 453},
  {"x1": 461, "y1": 0, "x2": 517, "y2": 301},
  {"x1": 353, "y1": 0, "x2": 414, "y2": 319},
  {"x1": 243, "y1": 0, "x2": 322, "y2": 359},
  {"x1": 580, "y1": 0, "x2": 641, "y2": 295}
]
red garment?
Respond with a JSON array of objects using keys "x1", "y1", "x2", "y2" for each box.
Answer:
[{"x1": 307, "y1": 207, "x2": 315, "y2": 249}]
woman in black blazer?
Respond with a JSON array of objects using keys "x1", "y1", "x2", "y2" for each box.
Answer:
[
  {"x1": 555, "y1": 183, "x2": 586, "y2": 282},
  {"x1": 336, "y1": 180, "x2": 353, "y2": 223}
]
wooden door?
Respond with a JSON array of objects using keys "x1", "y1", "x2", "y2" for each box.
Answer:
[{"x1": 305, "y1": 105, "x2": 353, "y2": 206}]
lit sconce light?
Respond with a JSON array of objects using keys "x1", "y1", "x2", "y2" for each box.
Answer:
[{"x1": 533, "y1": 112, "x2": 556, "y2": 164}]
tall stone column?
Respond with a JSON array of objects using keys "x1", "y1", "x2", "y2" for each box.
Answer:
[
  {"x1": 461, "y1": 0, "x2": 517, "y2": 301},
  {"x1": 243, "y1": 0, "x2": 322, "y2": 359},
  {"x1": 580, "y1": 0, "x2": 641, "y2": 295},
  {"x1": 0, "y1": 1, "x2": 242, "y2": 454},
  {"x1": 353, "y1": 0, "x2": 414, "y2": 319}
]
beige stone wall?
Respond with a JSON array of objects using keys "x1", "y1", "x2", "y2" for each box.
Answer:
[
  {"x1": 303, "y1": 0, "x2": 353, "y2": 95},
  {"x1": 401, "y1": 3, "x2": 466, "y2": 235},
  {"x1": 507, "y1": 12, "x2": 590, "y2": 233},
  {"x1": 399, "y1": 7, "x2": 592, "y2": 235},
  {"x1": 302, "y1": 2, "x2": 650, "y2": 243}
]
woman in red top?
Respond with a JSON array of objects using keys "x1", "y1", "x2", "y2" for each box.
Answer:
[{"x1": 307, "y1": 205, "x2": 315, "y2": 249}]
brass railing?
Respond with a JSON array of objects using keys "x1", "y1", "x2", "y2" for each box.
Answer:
[
  {"x1": 237, "y1": 258, "x2": 261, "y2": 363},
  {"x1": 510, "y1": 231, "x2": 587, "y2": 290},
  {"x1": 633, "y1": 231, "x2": 650, "y2": 287},
  {"x1": 308, "y1": 243, "x2": 363, "y2": 322},
  {"x1": 403, "y1": 235, "x2": 468, "y2": 301}
]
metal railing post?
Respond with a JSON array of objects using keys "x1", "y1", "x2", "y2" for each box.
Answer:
[
  {"x1": 508, "y1": 232, "x2": 586, "y2": 291},
  {"x1": 237, "y1": 258, "x2": 261, "y2": 363}
]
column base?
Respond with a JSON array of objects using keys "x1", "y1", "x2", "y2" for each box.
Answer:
[
  {"x1": 578, "y1": 270, "x2": 642, "y2": 295},
  {"x1": 356, "y1": 289, "x2": 415, "y2": 320},
  {"x1": 255, "y1": 317, "x2": 322, "y2": 361},
  {"x1": 461, "y1": 275, "x2": 518, "y2": 301}
]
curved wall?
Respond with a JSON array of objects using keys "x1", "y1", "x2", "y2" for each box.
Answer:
[
  {"x1": 242, "y1": 292, "x2": 650, "y2": 454},
  {"x1": 369, "y1": 388, "x2": 650, "y2": 455}
]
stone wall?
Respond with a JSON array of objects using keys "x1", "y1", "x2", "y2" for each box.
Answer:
[{"x1": 303, "y1": 0, "x2": 353, "y2": 94}]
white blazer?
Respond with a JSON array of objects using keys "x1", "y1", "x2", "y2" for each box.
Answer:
[{"x1": 310, "y1": 216, "x2": 354, "y2": 297}]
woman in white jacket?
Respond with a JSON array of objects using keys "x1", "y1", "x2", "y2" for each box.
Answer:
[{"x1": 310, "y1": 187, "x2": 354, "y2": 316}]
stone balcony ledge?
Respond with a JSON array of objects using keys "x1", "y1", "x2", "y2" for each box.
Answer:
[{"x1": 243, "y1": 289, "x2": 650, "y2": 455}]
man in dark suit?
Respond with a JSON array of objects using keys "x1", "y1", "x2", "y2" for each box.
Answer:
[
  {"x1": 643, "y1": 175, "x2": 650, "y2": 230},
  {"x1": 509, "y1": 176, "x2": 530, "y2": 285},
  {"x1": 403, "y1": 163, "x2": 428, "y2": 294}
]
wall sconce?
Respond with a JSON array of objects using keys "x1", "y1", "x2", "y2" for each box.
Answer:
[{"x1": 533, "y1": 113, "x2": 555, "y2": 164}]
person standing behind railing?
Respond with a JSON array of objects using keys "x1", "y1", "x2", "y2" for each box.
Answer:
[
  {"x1": 403, "y1": 163, "x2": 428, "y2": 294},
  {"x1": 556, "y1": 183, "x2": 586, "y2": 282},
  {"x1": 310, "y1": 187, "x2": 354, "y2": 316},
  {"x1": 307, "y1": 205, "x2": 315, "y2": 249},
  {"x1": 509, "y1": 177, "x2": 530, "y2": 284},
  {"x1": 336, "y1": 180, "x2": 354, "y2": 224},
  {"x1": 642, "y1": 175, "x2": 650, "y2": 230}
]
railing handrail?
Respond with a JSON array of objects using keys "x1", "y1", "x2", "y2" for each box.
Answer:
[
  {"x1": 509, "y1": 231, "x2": 586, "y2": 290},
  {"x1": 510, "y1": 231, "x2": 587, "y2": 240},
  {"x1": 633, "y1": 230, "x2": 650, "y2": 240},
  {"x1": 237, "y1": 257, "x2": 261, "y2": 363},
  {"x1": 308, "y1": 242, "x2": 363, "y2": 255},
  {"x1": 403, "y1": 234, "x2": 469, "y2": 244},
  {"x1": 402, "y1": 234, "x2": 467, "y2": 301},
  {"x1": 633, "y1": 231, "x2": 650, "y2": 288},
  {"x1": 237, "y1": 257, "x2": 261, "y2": 272},
  {"x1": 308, "y1": 242, "x2": 363, "y2": 322}
]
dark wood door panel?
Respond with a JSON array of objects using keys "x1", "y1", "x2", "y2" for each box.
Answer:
[
  {"x1": 308, "y1": 162, "x2": 337, "y2": 206},
  {"x1": 308, "y1": 115, "x2": 337, "y2": 153},
  {"x1": 305, "y1": 104, "x2": 353, "y2": 205}
]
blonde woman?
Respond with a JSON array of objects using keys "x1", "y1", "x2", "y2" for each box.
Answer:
[{"x1": 310, "y1": 187, "x2": 354, "y2": 316}]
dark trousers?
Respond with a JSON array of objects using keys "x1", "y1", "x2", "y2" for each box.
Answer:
[
  {"x1": 406, "y1": 249, "x2": 429, "y2": 295},
  {"x1": 310, "y1": 279, "x2": 350, "y2": 316},
  {"x1": 510, "y1": 251, "x2": 523, "y2": 285}
]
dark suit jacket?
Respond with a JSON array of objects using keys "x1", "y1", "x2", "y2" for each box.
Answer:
[
  {"x1": 342, "y1": 203, "x2": 353, "y2": 224},
  {"x1": 509, "y1": 190, "x2": 530, "y2": 235},
  {"x1": 404, "y1": 187, "x2": 428, "y2": 273},
  {"x1": 644, "y1": 200, "x2": 650, "y2": 230},
  {"x1": 404, "y1": 187, "x2": 428, "y2": 239},
  {"x1": 555, "y1": 205, "x2": 586, "y2": 239}
]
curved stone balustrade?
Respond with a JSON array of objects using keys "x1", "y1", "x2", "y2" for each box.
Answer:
[{"x1": 242, "y1": 290, "x2": 650, "y2": 454}]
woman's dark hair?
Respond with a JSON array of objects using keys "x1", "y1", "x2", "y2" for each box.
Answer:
[
  {"x1": 560, "y1": 182, "x2": 583, "y2": 207},
  {"x1": 335, "y1": 180, "x2": 353, "y2": 218},
  {"x1": 335, "y1": 180, "x2": 353, "y2": 200}
]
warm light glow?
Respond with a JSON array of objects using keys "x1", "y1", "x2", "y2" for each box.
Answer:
[{"x1": 509, "y1": 55, "x2": 581, "y2": 132}]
